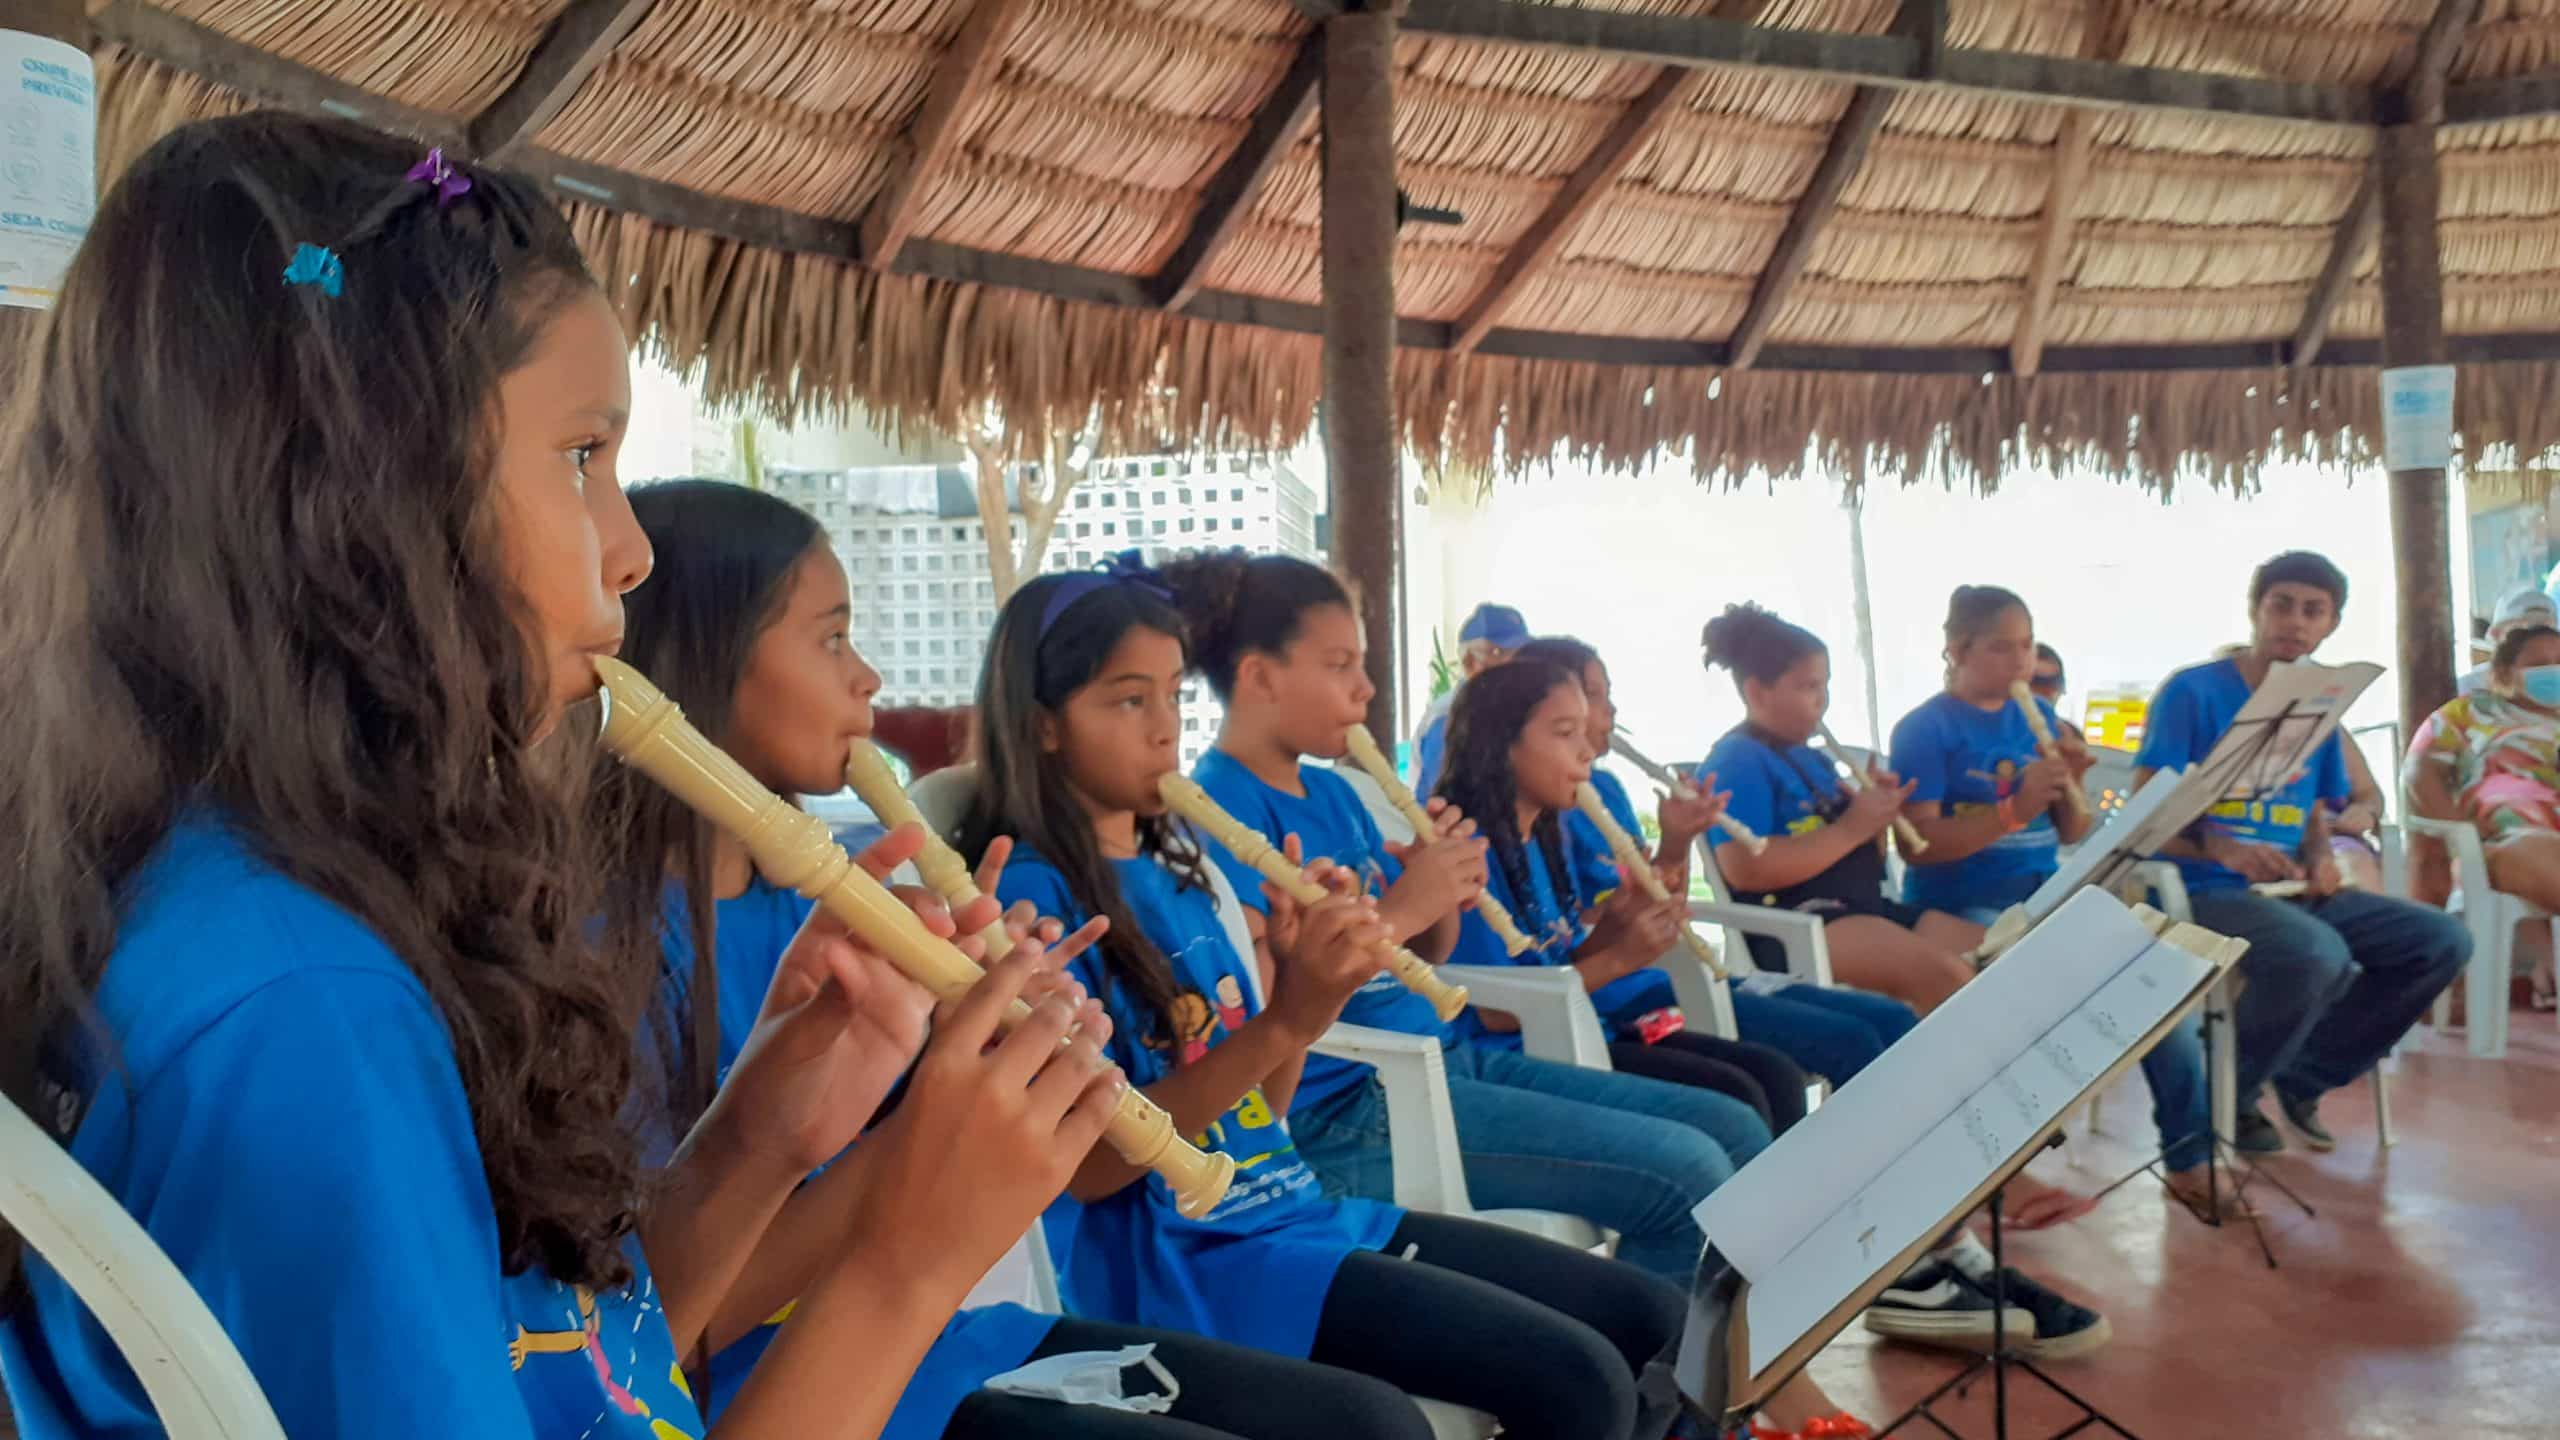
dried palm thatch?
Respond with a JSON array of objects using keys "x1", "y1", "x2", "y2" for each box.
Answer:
[{"x1": 74, "y1": 0, "x2": 2560, "y2": 493}]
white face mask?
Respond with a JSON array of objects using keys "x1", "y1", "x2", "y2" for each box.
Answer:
[{"x1": 982, "y1": 1344, "x2": 1180, "y2": 1414}]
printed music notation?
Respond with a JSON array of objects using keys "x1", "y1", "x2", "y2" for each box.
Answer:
[{"x1": 1693, "y1": 887, "x2": 2224, "y2": 1378}]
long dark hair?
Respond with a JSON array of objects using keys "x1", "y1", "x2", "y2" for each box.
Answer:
[
  {"x1": 956, "y1": 575, "x2": 1209, "y2": 1038},
  {"x1": 597, "y1": 480, "x2": 829, "y2": 1129},
  {"x1": 1436, "y1": 660, "x2": 1587, "y2": 935},
  {"x1": 1156, "y1": 548, "x2": 1352, "y2": 702},
  {"x1": 0, "y1": 113, "x2": 638, "y2": 1292}
]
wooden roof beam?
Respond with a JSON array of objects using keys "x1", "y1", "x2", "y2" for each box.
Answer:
[
  {"x1": 2009, "y1": 1, "x2": 2130, "y2": 378},
  {"x1": 1449, "y1": 65, "x2": 1693, "y2": 351},
  {"x1": 2291, "y1": 0, "x2": 2478, "y2": 368},
  {"x1": 466, "y1": 0, "x2": 658, "y2": 161},
  {"x1": 1726, "y1": 87, "x2": 1890, "y2": 369},
  {"x1": 1401, "y1": 0, "x2": 2379, "y2": 126},
  {"x1": 861, "y1": 0, "x2": 1032, "y2": 269},
  {"x1": 1151, "y1": 35, "x2": 1323, "y2": 311}
]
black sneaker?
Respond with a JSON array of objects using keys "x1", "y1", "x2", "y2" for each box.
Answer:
[
  {"x1": 1956, "y1": 1265, "x2": 2113, "y2": 1361},
  {"x1": 1863, "y1": 1257, "x2": 2034, "y2": 1355},
  {"x1": 2275, "y1": 1090, "x2": 2336, "y2": 1152},
  {"x1": 2233, "y1": 1102, "x2": 2285, "y2": 1155}
]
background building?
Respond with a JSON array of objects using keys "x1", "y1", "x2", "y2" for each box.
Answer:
[{"x1": 768, "y1": 451, "x2": 1321, "y2": 769}]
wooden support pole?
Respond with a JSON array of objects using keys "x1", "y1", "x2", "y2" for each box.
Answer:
[
  {"x1": 1322, "y1": 5, "x2": 1403, "y2": 741},
  {"x1": 2378, "y1": 120, "x2": 2454, "y2": 746}
]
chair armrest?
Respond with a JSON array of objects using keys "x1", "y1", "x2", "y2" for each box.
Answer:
[
  {"x1": 2129, "y1": 861, "x2": 2193, "y2": 923},
  {"x1": 1439, "y1": 965, "x2": 1613, "y2": 1070},
  {"x1": 1670, "y1": 911, "x2": 1742, "y2": 1038},
  {"x1": 1306, "y1": 1024, "x2": 1475, "y2": 1214},
  {"x1": 1687, "y1": 901, "x2": 1835, "y2": 987}
]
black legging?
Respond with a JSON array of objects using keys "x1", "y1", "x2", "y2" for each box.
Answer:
[
  {"x1": 1314, "y1": 1212, "x2": 1684, "y2": 1440},
  {"x1": 1608, "y1": 1033, "x2": 1811, "y2": 1134},
  {"x1": 952, "y1": 1214, "x2": 1682, "y2": 1440},
  {"x1": 947, "y1": 1318, "x2": 1432, "y2": 1440}
]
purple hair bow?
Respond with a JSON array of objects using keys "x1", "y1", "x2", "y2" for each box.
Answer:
[{"x1": 405, "y1": 148, "x2": 473, "y2": 209}]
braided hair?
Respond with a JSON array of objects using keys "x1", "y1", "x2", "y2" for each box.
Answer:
[{"x1": 1434, "y1": 660, "x2": 1587, "y2": 943}]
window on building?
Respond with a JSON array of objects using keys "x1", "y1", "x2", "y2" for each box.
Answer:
[
  {"x1": 1102, "y1": 521, "x2": 1117, "y2": 536},
  {"x1": 926, "y1": 555, "x2": 943, "y2": 573},
  {"x1": 1076, "y1": 522, "x2": 1090, "y2": 537},
  {"x1": 1102, "y1": 492, "x2": 1117, "y2": 507},
  {"x1": 905, "y1": 611, "x2": 922, "y2": 628},
  {"x1": 900, "y1": 528, "x2": 918, "y2": 543},
  {"x1": 1151, "y1": 520, "x2": 1167, "y2": 535},
  {"x1": 952, "y1": 526, "x2": 969, "y2": 542},
  {"x1": 1073, "y1": 549, "x2": 1091, "y2": 566},
  {"x1": 1074, "y1": 492, "x2": 1091, "y2": 509},
  {"x1": 927, "y1": 582, "x2": 945, "y2": 601},
  {"x1": 1179, "y1": 518, "x2": 1194, "y2": 533},
  {"x1": 903, "y1": 583, "x2": 919, "y2": 600},
  {"x1": 1178, "y1": 487, "x2": 1192, "y2": 504},
  {"x1": 903, "y1": 641, "x2": 920, "y2": 657},
  {"x1": 929, "y1": 667, "x2": 947, "y2": 684},
  {"x1": 1232, "y1": 487, "x2": 1245, "y2": 502},
  {"x1": 1151, "y1": 491, "x2": 1167, "y2": 506},
  {"x1": 901, "y1": 555, "x2": 918, "y2": 572},
  {"x1": 928, "y1": 640, "x2": 946, "y2": 656}
]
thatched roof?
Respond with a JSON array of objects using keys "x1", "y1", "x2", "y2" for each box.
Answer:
[{"x1": 74, "y1": 0, "x2": 2560, "y2": 490}]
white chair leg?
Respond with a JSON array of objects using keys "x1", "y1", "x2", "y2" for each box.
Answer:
[{"x1": 2372, "y1": 1066, "x2": 2395, "y2": 1148}]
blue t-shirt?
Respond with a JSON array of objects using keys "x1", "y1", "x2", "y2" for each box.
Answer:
[
  {"x1": 1889, "y1": 692, "x2": 2065, "y2": 912},
  {"x1": 1414, "y1": 710, "x2": 1453, "y2": 799},
  {"x1": 0, "y1": 816, "x2": 702, "y2": 1440},
  {"x1": 1190, "y1": 749, "x2": 1452, "y2": 1110},
  {"x1": 1452, "y1": 792, "x2": 1677, "y2": 1044},
  {"x1": 996, "y1": 845, "x2": 1402, "y2": 1360},
  {"x1": 2135, "y1": 657, "x2": 2352, "y2": 894},
  {"x1": 1697, "y1": 727, "x2": 1859, "y2": 905},
  {"x1": 658, "y1": 880, "x2": 1054, "y2": 1440}
]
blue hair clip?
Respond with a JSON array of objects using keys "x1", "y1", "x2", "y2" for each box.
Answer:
[
  {"x1": 282, "y1": 243, "x2": 344, "y2": 298},
  {"x1": 1095, "y1": 548, "x2": 1175, "y2": 601}
]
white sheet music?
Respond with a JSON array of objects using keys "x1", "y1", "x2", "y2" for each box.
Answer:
[{"x1": 1688, "y1": 888, "x2": 2223, "y2": 1376}]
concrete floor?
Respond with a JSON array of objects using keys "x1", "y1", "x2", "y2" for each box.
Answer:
[{"x1": 1806, "y1": 1012, "x2": 2560, "y2": 1439}]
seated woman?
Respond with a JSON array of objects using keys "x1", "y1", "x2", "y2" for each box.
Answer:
[
  {"x1": 1889, "y1": 587, "x2": 2230, "y2": 1220},
  {"x1": 2407, "y1": 622, "x2": 2560, "y2": 922},
  {"x1": 1695, "y1": 604, "x2": 1980, "y2": 1015}
]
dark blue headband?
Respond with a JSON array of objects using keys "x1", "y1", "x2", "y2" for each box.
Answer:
[{"x1": 1037, "y1": 549, "x2": 1175, "y2": 640}]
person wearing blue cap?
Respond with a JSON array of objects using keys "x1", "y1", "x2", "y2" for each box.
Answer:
[{"x1": 1413, "y1": 603, "x2": 1529, "y2": 797}]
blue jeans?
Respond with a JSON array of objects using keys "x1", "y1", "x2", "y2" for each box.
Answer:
[
  {"x1": 1953, "y1": 904, "x2": 2211, "y2": 1170},
  {"x1": 2186, "y1": 888, "x2": 2469, "y2": 1104},
  {"x1": 1289, "y1": 1042, "x2": 1772, "y2": 1289},
  {"x1": 1726, "y1": 981, "x2": 1917, "y2": 1088}
]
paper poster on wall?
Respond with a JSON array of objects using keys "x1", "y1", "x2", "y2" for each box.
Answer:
[
  {"x1": 2380, "y1": 364, "x2": 2456, "y2": 472},
  {"x1": 0, "y1": 31, "x2": 95, "y2": 312}
]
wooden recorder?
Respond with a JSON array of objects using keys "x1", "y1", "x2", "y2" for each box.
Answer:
[
  {"x1": 1339, "y1": 724, "x2": 1534, "y2": 956},
  {"x1": 594, "y1": 657, "x2": 1236, "y2": 1218},
  {"x1": 1574, "y1": 782, "x2": 1726, "y2": 980},
  {"x1": 1157, "y1": 773, "x2": 1470, "y2": 1022},
  {"x1": 841, "y1": 740, "x2": 1013, "y2": 957},
  {"x1": 1814, "y1": 722, "x2": 1928, "y2": 855},
  {"x1": 2009, "y1": 681, "x2": 2093, "y2": 822},
  {"x1": 1606, "y1": 731, "x2": 1767, "y2": 853}
]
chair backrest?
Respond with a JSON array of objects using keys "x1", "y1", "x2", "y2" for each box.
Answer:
[
  {"x1": 1328, "y1": 761, "x2": 1418, "y2": 846},
  {"x1": 0, "y1": 1095, "x2": 287, "y2": 1439},
  {"x1": 908, "y1": 762, "x2": 979, "y2": 842}
]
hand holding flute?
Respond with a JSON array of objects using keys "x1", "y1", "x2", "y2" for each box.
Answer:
[
  {"x1": 1159, "y1": 773, "x2": 1471, "y2": 1021},
  {"x1": 1341, "y1": 724, "x2": 1534, "y2": 955},
  {"x1": 595, "y1": 657, "x2": 1236, "y2": 1217},
  {"x1": 1574, "y1": 782, "x2": 1726, "y2": 979},
  {"x1": 1608, "y1": 731, "x2": 1767, "y2": 853},
  {"x1": 2009, "y1": 682, "x2": 2092, "y2": 822},
  {"x1": 1813, "y1": 722, "x2": 1928, "y2": 854}
]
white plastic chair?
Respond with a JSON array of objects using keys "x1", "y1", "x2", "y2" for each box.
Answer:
[
  {"x1": 2127, "y1": 861, "x2": 2393, "y2": 1148},
  {"x1": 2401, "y1": 797, "x2": 2549, "y2": 1059},
  {"x1": 1689, "y1": 834, "x2": 1835, "y2": 986},
  {"x1": 0, "y1": 1094, "x2": 287, "y2": 1439}
]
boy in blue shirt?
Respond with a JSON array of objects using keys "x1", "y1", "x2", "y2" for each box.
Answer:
[{"x1": 2133, "y1": 551, "x2": 2468, "y2": 1154}]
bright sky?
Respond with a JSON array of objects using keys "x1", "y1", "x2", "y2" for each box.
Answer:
[{"x1": 1408, "y1": 455, "x2": 2426, "y2": 786}]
